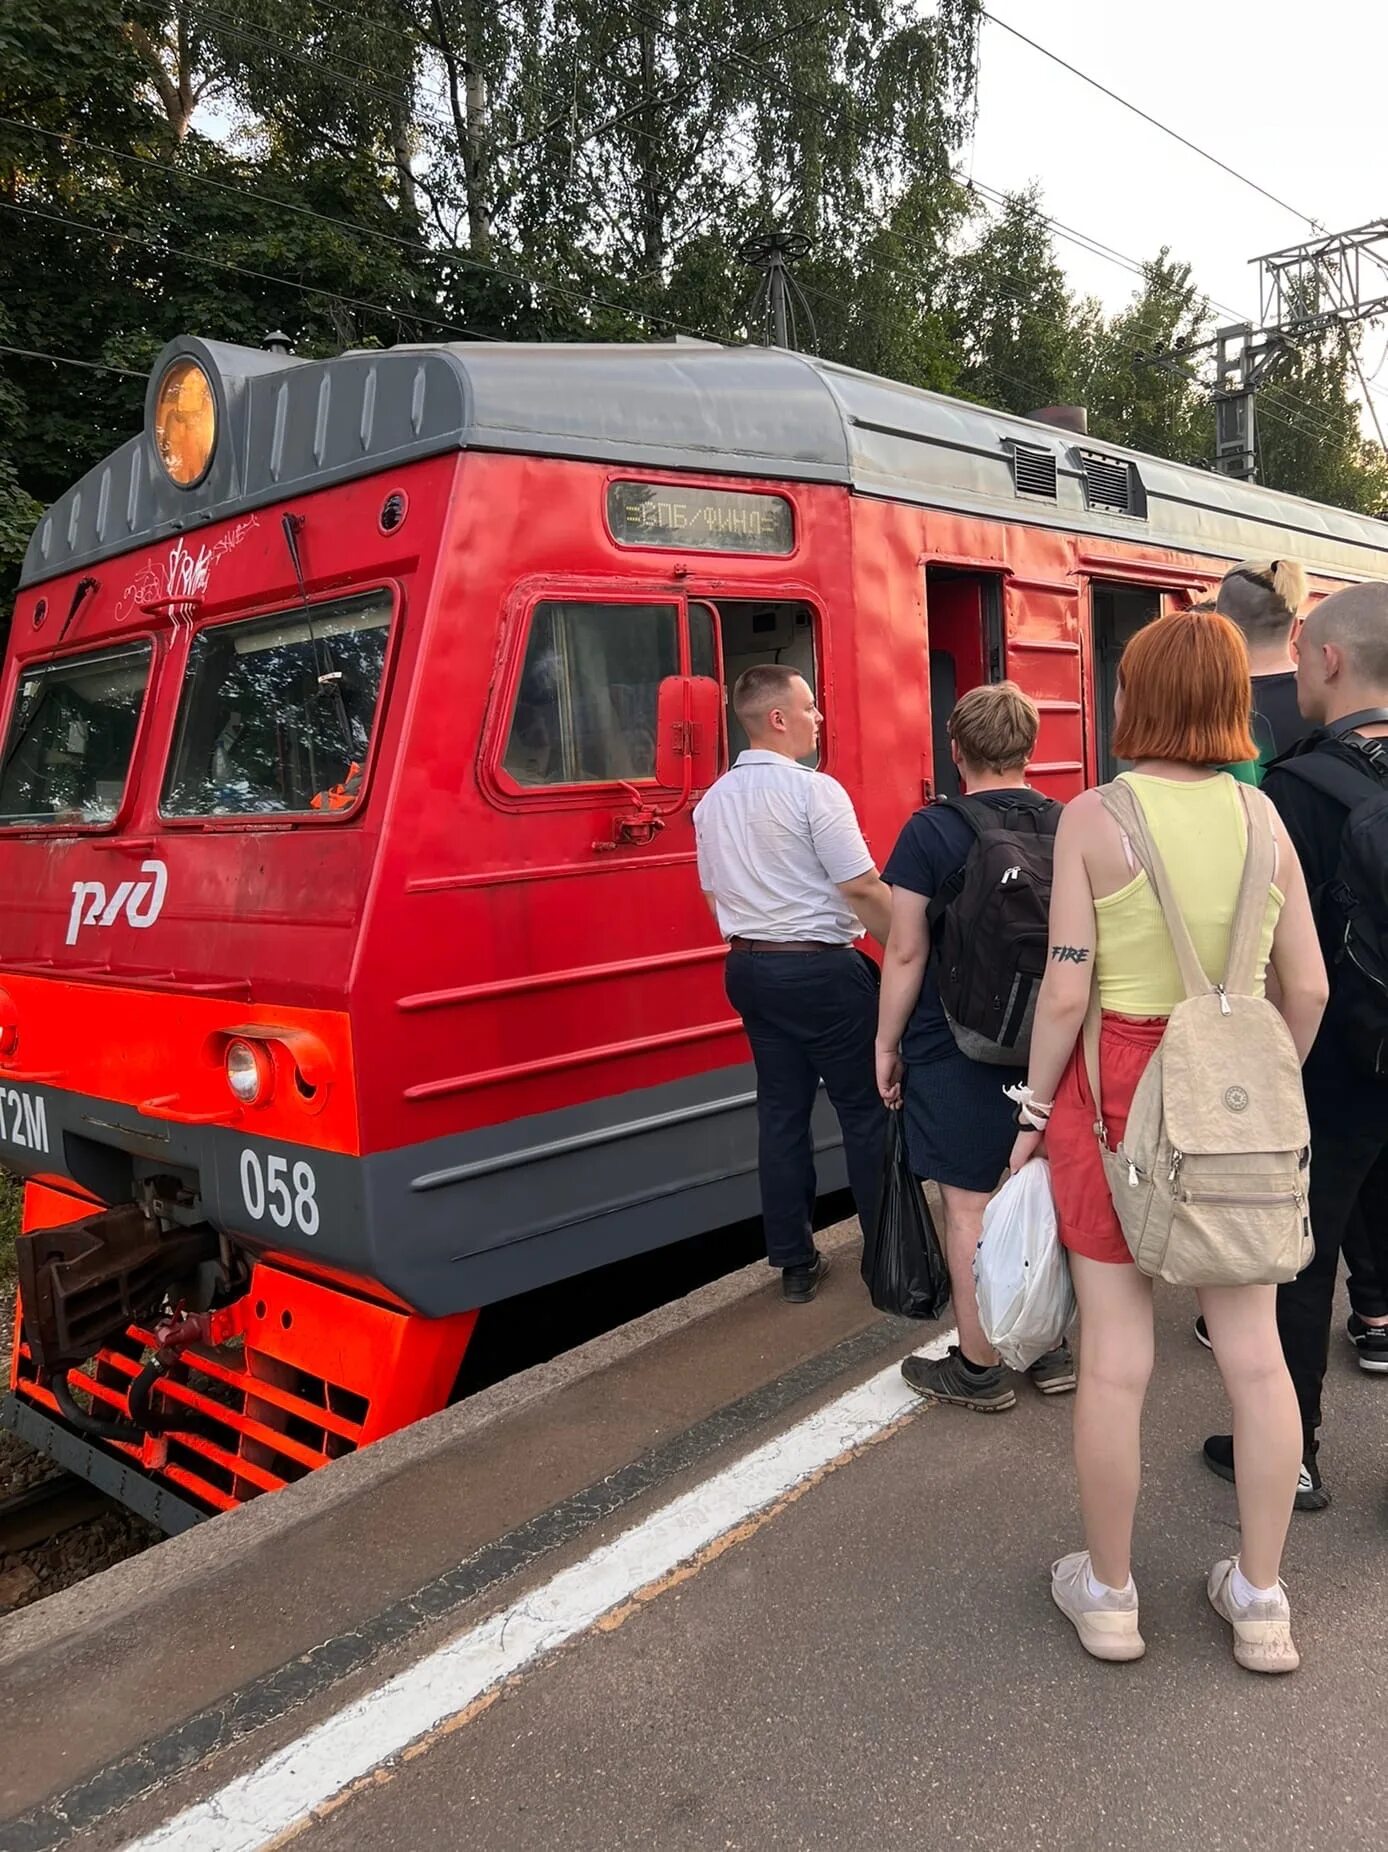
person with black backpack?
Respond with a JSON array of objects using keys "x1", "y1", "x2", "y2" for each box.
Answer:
[
  {"x1": 1204, "y1": 581, "x2": 1388, "y2": 1511},
  {"x1": 875, "y1": 682, "x2": 1068, "y2": 1411}
]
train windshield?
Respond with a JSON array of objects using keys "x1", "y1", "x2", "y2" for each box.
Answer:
[
  {"x1": 163, "y1": 589, "x2": 392, "y2": 817},
  {"x1": 0, "y1": 641, "x2": 152, "y2": 828}
]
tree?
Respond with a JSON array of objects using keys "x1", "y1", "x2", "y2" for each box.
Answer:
[
  {"x1": 1256, "y1": 332, "x2": 1388, "y2": 516},
  {"x1": 948, "y1": 187, "x2": 1085, "y2": 415},
  {"x1": 1072, "y1": 252, "x2": 1211, "y2": 466}
]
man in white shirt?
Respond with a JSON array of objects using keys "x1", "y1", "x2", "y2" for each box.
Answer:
[{"x1": 694, "y1": 666, "x2": 892, "y2": 1301}]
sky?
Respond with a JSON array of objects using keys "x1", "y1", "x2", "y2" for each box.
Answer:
[{"x1": 970, "y1": 0, "x2": 1388, "y2": 399}]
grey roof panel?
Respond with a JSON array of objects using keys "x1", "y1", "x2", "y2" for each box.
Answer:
[{"x1": 18, "y1": 336, "x2": 1388, "y2": 590}]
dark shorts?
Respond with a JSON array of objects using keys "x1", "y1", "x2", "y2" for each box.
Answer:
[{"x1": 901, "y1": 1047, "x2": 1018, "y2": 1193}]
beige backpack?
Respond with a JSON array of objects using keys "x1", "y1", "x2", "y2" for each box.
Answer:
[{"x1": 1082, "y1": 778, "x2": 1312, "y2": 1287}]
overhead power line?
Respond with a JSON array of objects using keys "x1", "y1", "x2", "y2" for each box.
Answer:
[
  {"x1": 980, "y1": 9, "x2": 1322, "y2": 233},
  {"x1": 0, "y1": 199, "x2": 500, "y2": 346},
  {"x1": 0, "y1": 343, "x2": 145, "y2": 378}
]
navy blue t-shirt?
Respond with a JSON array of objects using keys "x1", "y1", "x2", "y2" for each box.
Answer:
[{"x1": 882, "y1": 800, "x2": 981, "y2": 1065}]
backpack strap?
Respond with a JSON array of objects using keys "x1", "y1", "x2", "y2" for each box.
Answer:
[
  {"x1": 1222, "y1": 784, "x2": 1278, "y2": 998},
  {"x1": 1276, "y1": 744, "x2": 1388, "y2": 810},
  {"x1": 1097, "y1": 779, "x2": 1212, "y2": 1003},
  {"x1": 1082, "y1": 983, "x2": 1109, "y2": 1148}
]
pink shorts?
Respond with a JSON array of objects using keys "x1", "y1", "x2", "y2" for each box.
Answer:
[{"x1": 1047, "y1": 1013, "x2": 1165, "y2": 1265}]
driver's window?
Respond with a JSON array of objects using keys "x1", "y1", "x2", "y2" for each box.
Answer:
[{"x1": 502, "y1": 600, "x2": 679, "y2": 788}]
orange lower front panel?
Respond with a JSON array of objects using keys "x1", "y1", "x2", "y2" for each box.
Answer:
[{"x1": 11, "y1": 1254, "x2": 478, "y2": 1513}]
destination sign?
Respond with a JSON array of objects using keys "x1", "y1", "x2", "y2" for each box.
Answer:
[{"x1": 607, "y1": 481, "x2": 794, "y2": 555}]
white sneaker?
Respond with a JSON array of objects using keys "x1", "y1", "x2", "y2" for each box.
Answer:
[
  {"x1": 1207, "y1": 1559, "x2": 1299, "y2": 1675},
  {"x1": 1050, "y1": 1551, "x2": 1145, "y2": 1662}
]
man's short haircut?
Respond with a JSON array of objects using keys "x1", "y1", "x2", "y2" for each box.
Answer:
[
  {"x1": 1112, "y1": 609, "x2": 1256, "y2": 766},
  {"x1": 1215, "y1": 558, "x2": 1307, "y2": 645},
  {"x1": 732, "y1": 663, "x2": 804, "y2": 726},
  {"x1": 947, "y1": 681, "x2": 1040, "y2": 774},
  {"x1": 1301, "y1": 580, "x2": 1388, "y2": 687}
]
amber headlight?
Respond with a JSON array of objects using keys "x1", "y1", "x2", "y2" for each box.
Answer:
[{"x1": 154, "y1": 358, "x2": 217, "y2": 487}]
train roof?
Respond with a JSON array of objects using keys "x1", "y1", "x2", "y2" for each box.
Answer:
[{"x1": 21, "y1": 334, "x2": 1388, "y2": 589}]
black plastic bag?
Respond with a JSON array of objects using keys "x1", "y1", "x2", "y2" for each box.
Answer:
[{"x1": 860, "y1": 1109, "x2": 951, "y2": 1321}]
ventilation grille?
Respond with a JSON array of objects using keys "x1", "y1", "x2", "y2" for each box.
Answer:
[
  {"x1": 1079, "y1": 450, "x2": 1141, "y2": 515},
  {"x1": 1012, "y1": 443, "x2": 1058, "y2": 500}
]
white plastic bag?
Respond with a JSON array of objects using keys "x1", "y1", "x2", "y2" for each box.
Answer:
[{"x1": 974, "y1": 1158, "x2": 1076, "y2": 1372}]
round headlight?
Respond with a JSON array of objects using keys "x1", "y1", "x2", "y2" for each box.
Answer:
[
  {"x1": 153, "y1": 358, "x2": 217, "y2": 487},
  {"x1": 226, "y1": 1038, "x2": 272, "y2": 1106}
]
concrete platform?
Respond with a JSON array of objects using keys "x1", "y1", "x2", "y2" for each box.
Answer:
[
  {"x1": 6, "y1": 1230, "x2": 1387, "y2": 1852},
  {"x1": 0, "y1": 1217, "x2": 898, "y2": 1844}
]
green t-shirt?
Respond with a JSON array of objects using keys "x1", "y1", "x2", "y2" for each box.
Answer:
[{"x1": 1220, "y1": 673, "x2": 1306, "y2": 787}]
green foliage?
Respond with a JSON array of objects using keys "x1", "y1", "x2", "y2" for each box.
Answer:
[{"x1": 1, "y1": 0, "x2": 1386, "y2": 618}]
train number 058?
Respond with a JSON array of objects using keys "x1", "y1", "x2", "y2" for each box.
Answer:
[{"x1": 239, "y1": 1149, "x2": 321, "y2": 1237}]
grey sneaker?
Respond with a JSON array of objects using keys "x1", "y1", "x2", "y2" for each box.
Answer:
[
  {"x1": 1051, "y1": 1550, "x2": 1145, "y2": 1662},
  {"x1": 1028, "y1": 1343, "x2": 1077, "y2": 1395},
  {"x1": 900, "y1": 1345, "x2": 1016, "y2": 1412},
  {"x1": 1207, "y1": 1559, "x2": 1299, "y2": 1674}
]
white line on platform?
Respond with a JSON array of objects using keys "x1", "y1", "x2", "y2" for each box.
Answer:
[{"x1": 123, "y1": 1330, "x2": 954, "y2": 1852}]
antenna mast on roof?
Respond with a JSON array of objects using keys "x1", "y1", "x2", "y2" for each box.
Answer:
[{"x1": 739, "y1": 231, "x2": 818, "y2": 352}]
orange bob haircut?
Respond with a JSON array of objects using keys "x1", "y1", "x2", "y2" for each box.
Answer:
[{"x1": 1112, "y1": 609, "x2": 1257, "y2": 766}]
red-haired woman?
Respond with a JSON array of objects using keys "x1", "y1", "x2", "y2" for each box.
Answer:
[{"x1": 1010, "y1": 609, "x2": 1327, "y2": 1673}]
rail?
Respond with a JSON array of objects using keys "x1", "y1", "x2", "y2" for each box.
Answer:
[{"x1": 0, "y1": 1472, "x2": 111, "y2": 1553}]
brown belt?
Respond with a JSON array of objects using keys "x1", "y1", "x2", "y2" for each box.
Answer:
[{"x1": 728, "y1": 937, "x2": 852, "y2": 954}]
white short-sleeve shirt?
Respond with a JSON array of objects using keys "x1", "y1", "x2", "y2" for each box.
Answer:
[{"x1": 693, "y1": 749, "x2": 875, "y2": 944}]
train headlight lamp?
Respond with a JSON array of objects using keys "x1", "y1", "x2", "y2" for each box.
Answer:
[
  {"x1": 226, "y1": 1038, "x2": 273, "y2": 1106},
  {"x1": 153, "y1": 358, "x2": 217, "y2": 488}
]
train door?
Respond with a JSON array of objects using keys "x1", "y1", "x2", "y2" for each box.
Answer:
[
  {"x1": 1091, "y1": 581, "x2": 1163, "y2": 779},
  {"x1": 925, "y1": 567, "x2": 1004, "y2": 797}
]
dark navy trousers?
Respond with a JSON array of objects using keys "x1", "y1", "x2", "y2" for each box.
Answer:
[{"x1": 724, "y1": 947, "x2": 885, "y2": 1269}]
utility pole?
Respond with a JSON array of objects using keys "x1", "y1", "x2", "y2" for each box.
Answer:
[
  {"x1": 738, "y1": 231, "x2": 816, "y2": 351},
  {"x1": 1211, "y1": 324, "x2": 1285, "y2": 481},
  {"x1": 1149, "y1": 218, "x2": 1388, "y2": 481}
]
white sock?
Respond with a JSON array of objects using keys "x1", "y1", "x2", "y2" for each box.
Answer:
[
  {"x1": 1231, "y1": 1563, "x2": 1280, "y2": 1606},
  {"x1": 1086, "y1": 1566, "x2": 1134, "y2": 1600}
]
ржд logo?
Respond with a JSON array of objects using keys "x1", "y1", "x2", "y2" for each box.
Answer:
[{"x1": 66, "y1": 860, "x2": 169, "y2": 946}]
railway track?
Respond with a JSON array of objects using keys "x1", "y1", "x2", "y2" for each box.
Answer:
[{"x1": 0, "y1": 1474, "x2": 112, "y2": 1554}]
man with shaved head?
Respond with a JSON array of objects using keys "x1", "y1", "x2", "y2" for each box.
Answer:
[{"x1": 1204, "y1": 580, "x2": 1388, "y2": 1510}]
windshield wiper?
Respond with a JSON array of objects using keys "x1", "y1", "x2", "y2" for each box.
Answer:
[{"x1": 280, "y1": 513, "x2": 359, "y2": 765}]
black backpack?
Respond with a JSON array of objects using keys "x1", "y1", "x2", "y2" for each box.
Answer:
[
  {"x1": 1277, "y1": 719, "x2": 1388, "y2": 1078},
  {"x1": 925, "y1": 792, "x2": 1062, "y2": 1067}
]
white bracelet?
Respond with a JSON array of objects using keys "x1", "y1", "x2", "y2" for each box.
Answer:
[{"x1": 1004, "y1": 1083, "x2": 1054, "y2": 1130}]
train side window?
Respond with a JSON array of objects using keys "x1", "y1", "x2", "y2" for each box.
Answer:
[
  {"x1": 1092, "y1": 582, "x2": 1163, "y2": 780},
  {"x1": 503, "y1": 600, "x2": 679, "y2": 787},
  {"x1": 709, "y1": 599, "x2": 818, "y2": 763}
]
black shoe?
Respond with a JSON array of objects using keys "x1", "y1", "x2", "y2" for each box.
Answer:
[
  {"x1": 1202, "y1": 1433, "x2": 1331, "y2": 1512},
  {"x1": 901, "y1": 1345, "x2": 1016, "y2": 1412},
  {"x1": 782, "y1": 1252, "x2": 829, "y2": 1303},
  {"x1": 1028, "y1": 1343, "x2": 1077, "y2": 1395},
  {"x1": 1347, "y1": 1313, "x2": 1388, "y2": 1374},
  {"x1": 1194, "y1": 1316, "x2": 1212, "y2": 1351}
]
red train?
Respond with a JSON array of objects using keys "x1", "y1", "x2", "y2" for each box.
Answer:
[{"x1": 3, "y1": 337, "x2": 1386, "y2": 1529}]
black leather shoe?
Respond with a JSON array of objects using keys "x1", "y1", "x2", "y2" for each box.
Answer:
[{"x1": 782, "y1": 1252, "x2": 830, "y2": 1302}]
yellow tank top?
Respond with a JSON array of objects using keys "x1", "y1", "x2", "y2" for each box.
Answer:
[{"x1": 1095, "y1": 772, "x2": 1283, "y2": 1016}]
